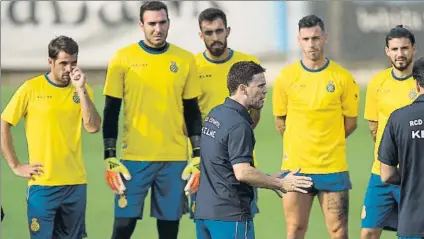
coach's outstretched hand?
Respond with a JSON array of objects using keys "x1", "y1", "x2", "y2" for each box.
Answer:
[
  {"x1": 280, "y1": 168, "x2": 313, "y2": 194},
  {"x1": 182, "y1": 150, "x2": 201, "y2": 196},
  {"x1": 105, "y1": 157, "x2": 131, "y2": 195}
]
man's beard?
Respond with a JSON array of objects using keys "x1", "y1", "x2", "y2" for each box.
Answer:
[
  {"x1": 206, "y1": 41, "x2": 227, "y2": 57},
  {"x1": 391, "y1": 57, "x2": 413, "y2": 72}
]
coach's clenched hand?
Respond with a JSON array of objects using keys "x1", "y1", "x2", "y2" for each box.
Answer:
[{"x1": 279, "y1": 168, "x2": 313, "y2": 193}]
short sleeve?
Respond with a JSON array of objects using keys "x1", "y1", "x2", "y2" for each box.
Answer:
[
  {"x1": 272, "y1": 70, "x2": 288, "y2": 116},
  {"x1": 341, "y1": 72, "x2": 360, "y2": 117},
  {"x1": 1, "y1": 83, "x2": 30, "y2": 126},
  {"x1": 103, "y1": 52, "x2": 125, "y2": 99},
  {"x1": 228, "y1": 124, "x2": 254, "y2": 165},
  {"x1": 378, "y1": 114, "x2": 398, "y2": 166},
  {"x1": 364, "y1": 78, "x2": 379, "y2": 121},
  {"x1": 183, "y1": 54, "x2": 201, "y2": 99}
]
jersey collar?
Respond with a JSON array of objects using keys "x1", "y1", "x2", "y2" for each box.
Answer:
[
  {"x1": 391, "y1": 70, "x2": 412, "y2": 81},
  {"x1": 138, "y1": 40, "x2": 169, "y2": 55},
  {"x1": 224, "y1": 98, "x2": 253, "y2": 125},
  {"x1": 300, "y1": 57, "x2": 330, "y2": 72},
  {"x1": 203, "y1": 49, "x2": 234, "y2": 64},
  {"x1": 45, "y1": 73, "x2": 69, "y2": 88}
]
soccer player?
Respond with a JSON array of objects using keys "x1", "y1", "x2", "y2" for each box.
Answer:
[
  {"x1": 378, "y1": 57, "x2": 424, "y2": 239},
  {"x1": 195, "y1": 61, "x2": 313, "y2": 239},
  {"x1": 272, "y1": 15, "x2": 360, "y2": 239},
  {"x1": 361, "y1": 25, "x2": 418, "y2": 239},
  {"x1": 102, "y1": 2, "x2": 202, "y2": 239},
  {"x1": 183, "y1": 7, "x2": 263, "y2": 217},
  {"x1": 1, "y1": 36, "x2": 101, "y2": 239}
]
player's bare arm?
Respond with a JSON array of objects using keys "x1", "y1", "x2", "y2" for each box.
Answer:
[
  {"x1": 344, "y1": 116, "x2": 357, "y2": 138},
  {"x1": 250, "y1": 109, "x2": 261, "y2": 129},
  {"x1": 0, "y1": 120, "x2": 43, "y2": 179},
  {"x1": 274, "y1": 115, "x2": 286, "y2": 136},
  {"x1": 233, "y1": 163, "x2": 313, "y2": 193},
  {"x1": 70, "y1": 67, "x2": 101, "y2": 133},
  {"x1": 368, "y1": 120, "x2": 378, "y2": 142},
  {"x1": 380, "y1": 163, "x2": 400, "y2": 185}
]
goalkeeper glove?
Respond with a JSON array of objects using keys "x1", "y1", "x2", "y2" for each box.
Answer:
[
  {"x1": 105, "y1": 157, "x2": 131, "y2": 195},
  {"x1": 181, "y1": 147, "x2": 200, "y2": 196}
]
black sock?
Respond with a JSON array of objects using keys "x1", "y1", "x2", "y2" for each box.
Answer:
[
  {"x1": 111, "y1": 218, "x2": 137, "y2": 239},
  {"x1": 157, "y1": 219, "x2": 180, "y2": 239}
]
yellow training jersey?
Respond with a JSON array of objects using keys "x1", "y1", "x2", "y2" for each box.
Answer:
[
  {"x1": 195, "y1": 49, "x2": 260, "y2": 166},
  {"x1": 104, "y1": 41, "x2": 201, "y2": 161},
  {"x1": 1, "y1": 74, "x2": 94, "y2": 186},
  {"x1": 272, "y1": 59, "x2": 360, "y2": 174},
  {"x1": 364, "y1": 68, "x2": 418, "y2": 175}
]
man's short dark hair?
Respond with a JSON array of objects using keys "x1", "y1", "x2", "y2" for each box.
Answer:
[
  {"x1": 298, "y1": 14, "x2": 325, "y2": 32},
  {"x1": 227, "y1": 61, "x2": 266, "y2": 95},
  {"x1": 48, "y1": 35, "x2": 79, "y2": 60},
  {"x1": 139, "y1": 1, "x2": 169, "y2": 23},
  {"x1": 198, "y1": 8, "x2": 227, "y2": 29},
  {"x1": 412, "y1": 57, "x2": 424, "y2": 88},
  {"x1": 385, "y1": 25, "x2": 415, "y2": 47}
]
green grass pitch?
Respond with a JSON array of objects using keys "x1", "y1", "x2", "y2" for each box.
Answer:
[{"x1": 1, "y1": 85, "x2": 398, "y2": 239}]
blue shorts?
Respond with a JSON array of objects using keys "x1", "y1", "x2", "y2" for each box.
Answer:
[
  {"x1": 398, "y1": 237, "x2": 423, "y2": 239},
  {"x1": 361, "y1": 173, "x2": 400, "y2": 231},
  {"x1": 115, "y1": 160, "x2": 188, "y2": 220},
  {"x1": 189, "y1": 188, "x2": 259, "y2": 219},
  {"x1": 280, "y1": 171, "x2": 352, "y2": 194},
  {"x1": 26, "y1": 184, "x2": 87, "y2": 239},
  {"x1": 195, "y1": 219, "x2": 255, "y2": 239}
]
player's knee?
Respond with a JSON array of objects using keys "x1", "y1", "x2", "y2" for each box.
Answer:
[
  {"x1": 111, "y1": 218, "x2": 137, "y2": 239},
  {"x1": 286, "y1": 222, "x2": 308, "y2": 237},
  {"x1": 328, "y1": 227, "x2": 348, "y2": 239},
  {"x1": 360, "y1": 228, "x2": 381, "y2": 239},
  {"x1": 325, "y1": 219, "x2": 348, "y2": 239}
]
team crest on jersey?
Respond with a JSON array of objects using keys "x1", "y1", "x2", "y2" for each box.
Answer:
[
  {"x1": 30, "y1": 218, "x2": 40, "y2": 232},
  {"x1": 326, "y1": 81, "x2": 335, "y2": 93},
  {"x1": 72, "y1": 92, "x2": 80, "y2": 103},
  {"x1": 409, "y1": 88, "x2": 418, "y2": 100},
  {"x1": 169, "y1": 61, "x2": 179, "y2": 73}
]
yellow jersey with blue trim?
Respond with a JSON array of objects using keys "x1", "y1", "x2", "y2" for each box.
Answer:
[
  {"x1": 272, "y1": 59, "x2": 360, "y2": 174},
  {"x1": 364, "y1": 68, "x2": 418, "y2": 175},
  {"x1": 1, "y1": 74, "x2": 94, "y2": 186},
  {"x1": 103, "y1": 41, "x2": 201, "y2": 161}
]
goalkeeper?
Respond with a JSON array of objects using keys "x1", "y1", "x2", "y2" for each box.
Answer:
[{"x1": 102, "y1": 2, "x2": 203, "y2": 238}]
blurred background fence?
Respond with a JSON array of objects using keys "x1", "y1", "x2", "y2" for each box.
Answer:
[{"x1": 1, "y1": 1, "x2": 424, "y2": 78}]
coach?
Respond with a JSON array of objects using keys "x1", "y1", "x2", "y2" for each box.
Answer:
[
  {"x1": 194, "y1": 61, "x2": 313, "y2": 239},
  {"x1": 379, "y1": 57, "x2": 424, "y2": 239}
]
